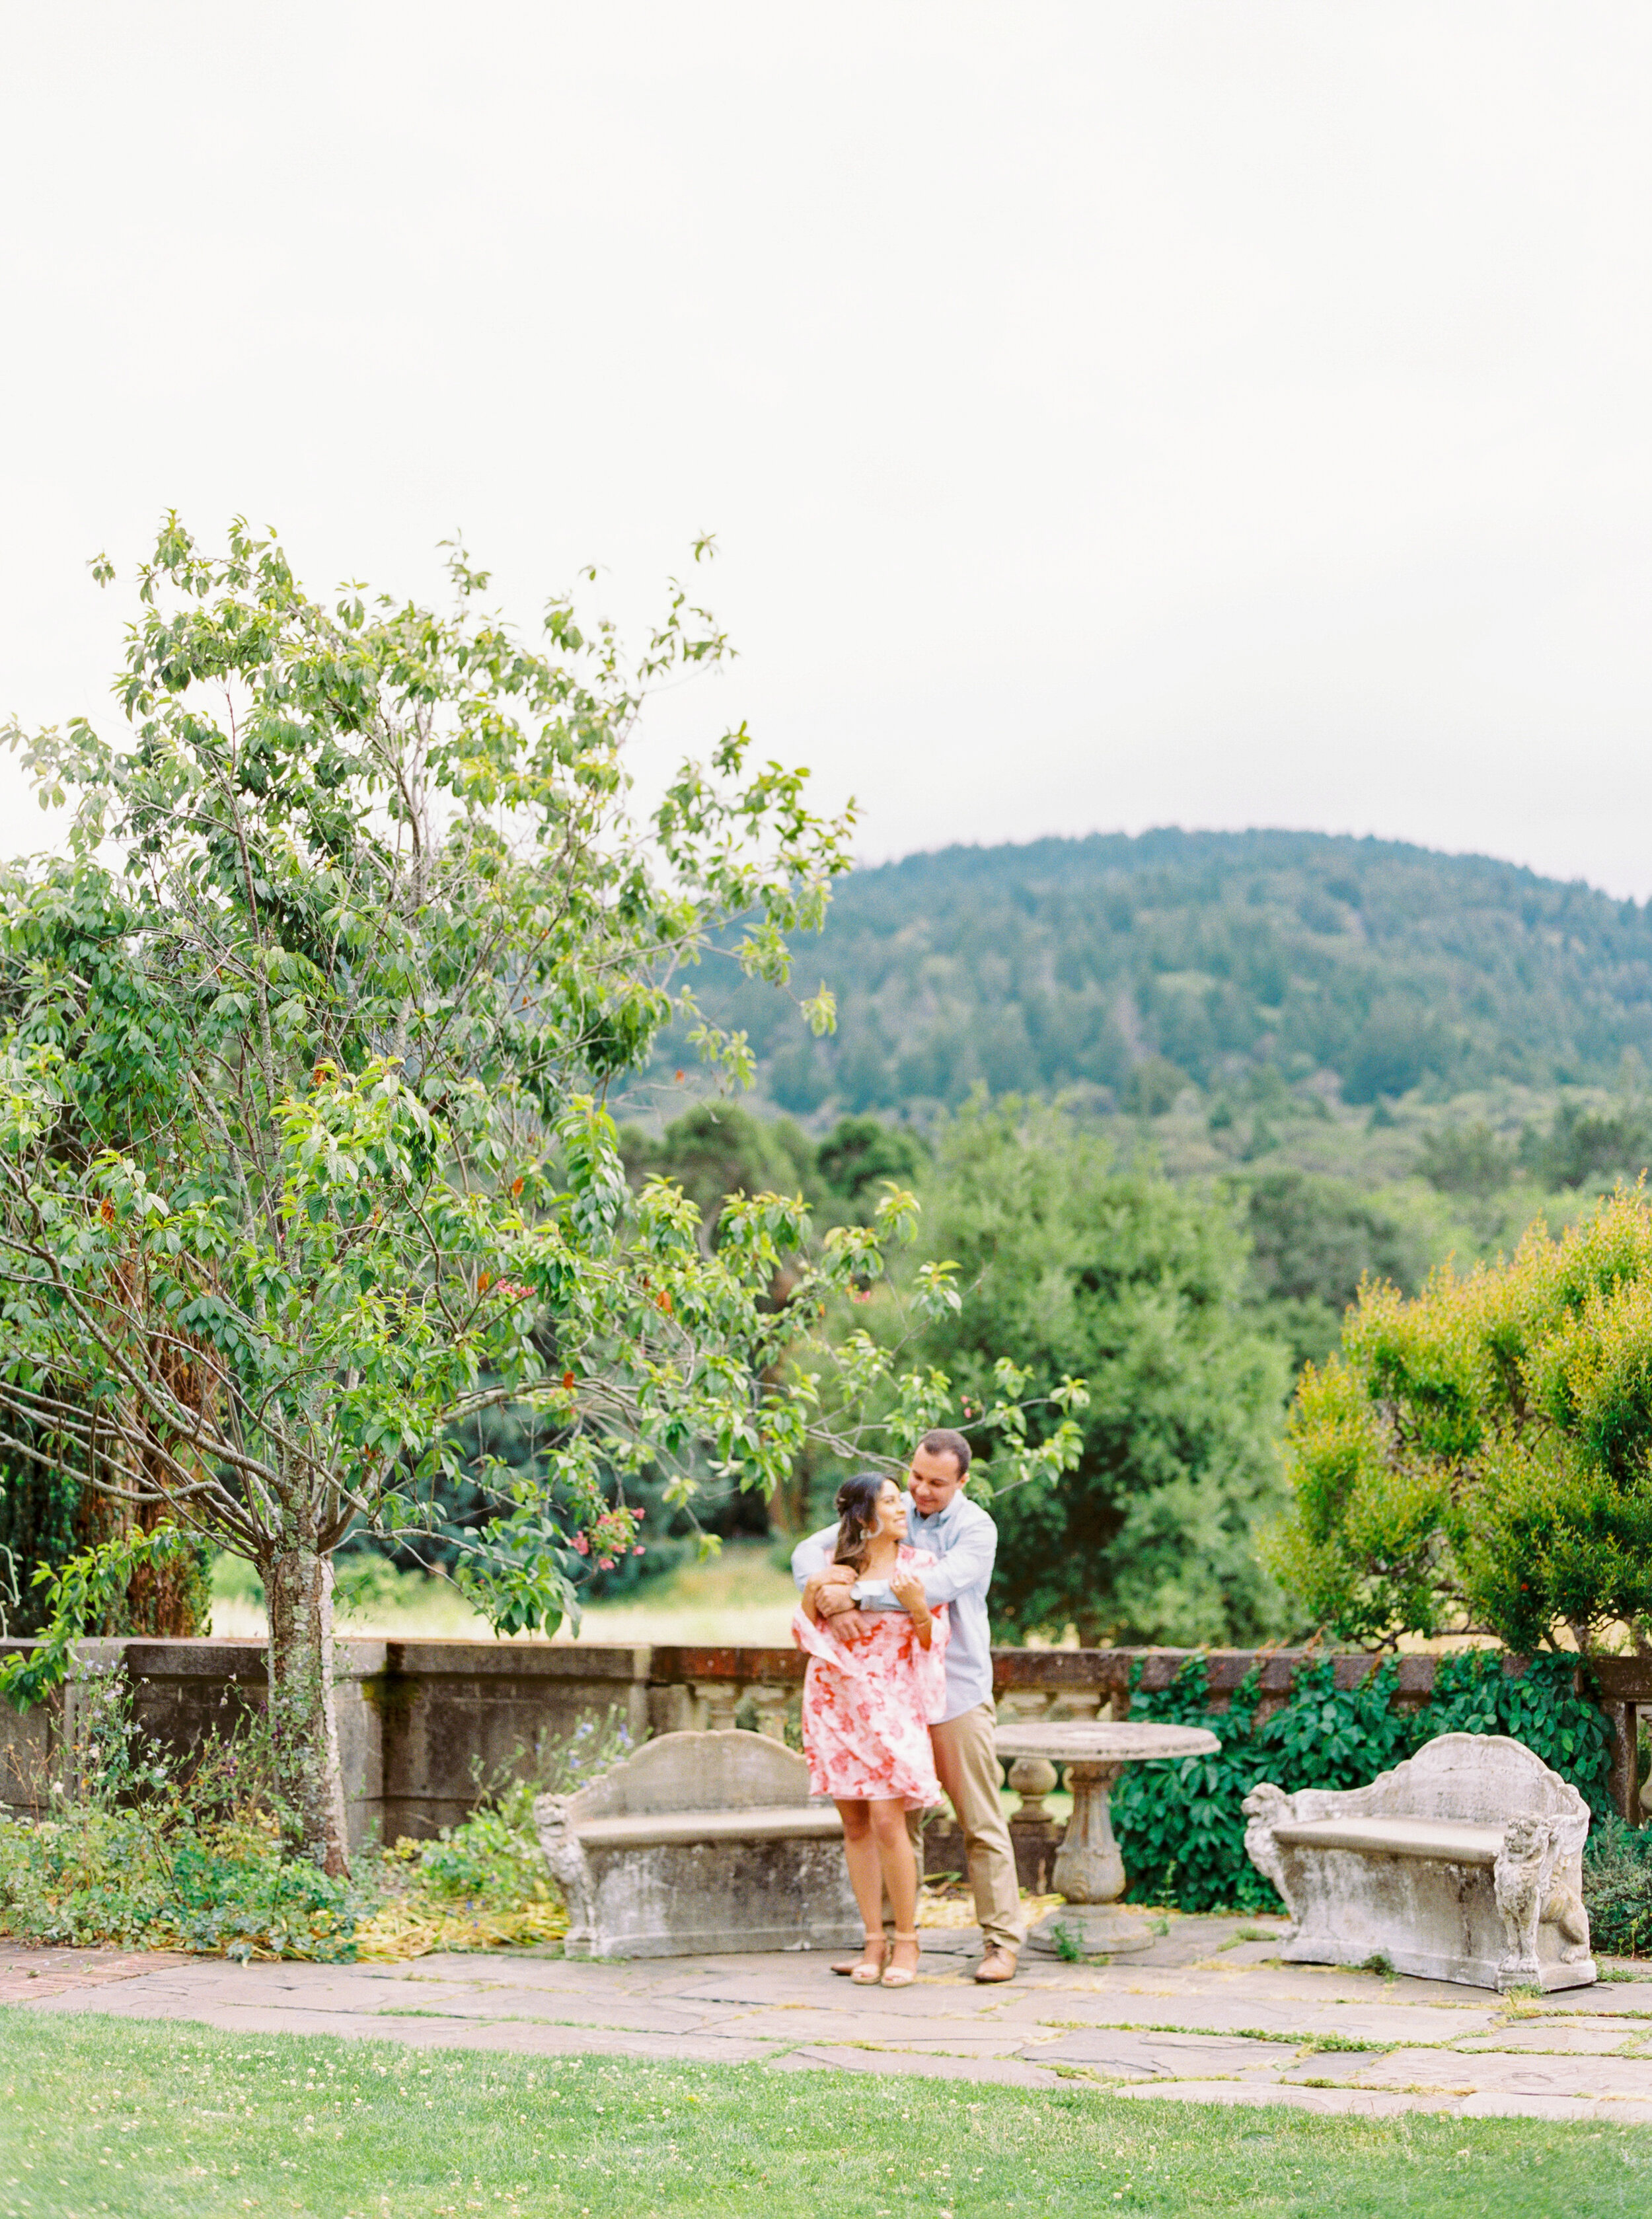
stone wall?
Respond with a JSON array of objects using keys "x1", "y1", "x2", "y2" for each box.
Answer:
[{"x1": 3, "y1": 1637, "x2": 1647, "y2": 1852}]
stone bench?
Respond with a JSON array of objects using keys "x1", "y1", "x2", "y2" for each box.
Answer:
[
  {"x1": 1242, "y1": 1731, "x2": 1596, "y2": 1993},
  {"x1": 533, "y1": 1729, "x2": 860, "y2": 1959}
]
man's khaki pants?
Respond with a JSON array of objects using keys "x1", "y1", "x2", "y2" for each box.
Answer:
[{"x1": 909, "y1": 1701, "x2": 1026, "y2": 1954}]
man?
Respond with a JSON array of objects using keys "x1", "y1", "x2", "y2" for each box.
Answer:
[{"x1": 792, "y1": 1428, "x2": 1024, "y2": 1984}]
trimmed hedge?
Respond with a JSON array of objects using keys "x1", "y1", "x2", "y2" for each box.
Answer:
[{"x1": 1108, "y1": 1650, "x2": 1614, "y2": 1915}]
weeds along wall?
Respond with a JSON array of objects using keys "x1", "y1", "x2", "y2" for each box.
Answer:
[
  {"x1": 1110, "y1": 1651, "x2": 1616, "y2": 1915},
  {"x1": 0, "y1": 1661, "x2": 632, "y2": 1961}
]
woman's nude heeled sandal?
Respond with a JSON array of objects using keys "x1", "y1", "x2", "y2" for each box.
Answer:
[
  {"x1": 880, "y1": 1933, "x2": 920, "y2": 1987},
  {"x1": 848, "y1": 1937, "x2": 889, "y2": 1986}
]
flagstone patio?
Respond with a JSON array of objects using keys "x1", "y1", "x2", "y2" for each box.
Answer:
[{"x1": 7, "y1": 1910, "x2": 1652, "y2": 2123}]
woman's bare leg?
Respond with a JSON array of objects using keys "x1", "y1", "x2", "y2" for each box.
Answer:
[
  {"x1": 868, "y1": 1798, "x2": 919, "y2": 1974},
  {"x1": 835, "y1": 1800, "x2": 885, "y2": 1969}
]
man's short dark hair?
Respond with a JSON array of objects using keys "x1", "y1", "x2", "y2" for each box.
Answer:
[{"x1": 917, "y1": 1428, "x2": 971, "y2": 1478}]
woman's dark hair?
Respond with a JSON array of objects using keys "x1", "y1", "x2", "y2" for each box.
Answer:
[{"x1": 833, "y1": 1472, "x2": 890, "y2": 1573}]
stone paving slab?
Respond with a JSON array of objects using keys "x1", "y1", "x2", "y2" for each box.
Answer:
[
  {"x1": 667, "y1": 1972, "x2": 979, "y2": 2019},
  {"x1": 696, "y1": 2008, "x2": 1039, "y2": 2051},
  {"x1": 767, "y1": 2031, "x2": 1063, "y2": 2059},
  {"x1": 994, "y1": 1994, "x2": 1504, "y2": 2042},
  {"x1": 1033, "y1": 2030, "x2": 1293, "y2": 2080},
  {"x1": 770, "y1": 2045, "x2": 1062, "y2": 2089},
  {"x1": 0, "y1": 1946, "x2": 192, "y2": 2002},
  {"x1": 1351, "y1": 2048, "x2": 1652, "y2": 2098},
  {"x1": 1454, "y1": 2021, "x2": 1651, "y2": 2052},
  {"x1": 1460, "y1": 2093, "x2": 1652, "y2": 2122},
  {"x1": 8, "y1": 1922, "x2": 1652, "y2": 2123},
  {"x1": 1119, "y1": 2082, "x2": 1458, "y2": 2117},
  {"x1": 1538, "y1": 1986, "x2": 1652, "y2": 2015}
]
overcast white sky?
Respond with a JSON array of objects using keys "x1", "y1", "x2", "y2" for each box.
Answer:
[{"x1": 2, "y1": 3, "x2": 1647, "y2": 892}]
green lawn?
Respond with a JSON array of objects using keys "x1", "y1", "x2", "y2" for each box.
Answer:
[{"x1": 1, "y1": 2009, "x2": 1649, "y2": 2218}]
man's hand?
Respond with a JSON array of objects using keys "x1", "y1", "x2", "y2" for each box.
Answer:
[{"x1": 803, "y1": 1569, "x2": 857, "y2": 1621}]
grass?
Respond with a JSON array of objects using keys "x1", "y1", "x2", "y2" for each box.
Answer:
[
  {"x1": 3, "y1": 2010, "x2": 1651, "y2": 2218},
  {"x1": 208, "y1": 1539, "x2": 804, "y2": 1647}
]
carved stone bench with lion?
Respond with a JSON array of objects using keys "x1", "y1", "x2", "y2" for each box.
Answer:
[
  {"x1": 1242, "y1": 1733, "x2": 1596, "y2": 1993},
  {"x1": 533, "y1": 1730, "x2": 860, "y2": 1959}
]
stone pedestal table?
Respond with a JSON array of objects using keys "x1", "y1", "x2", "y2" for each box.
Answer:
[{"x1": 994, "y1": 1720, "x2": 1220, "y2": 1955}]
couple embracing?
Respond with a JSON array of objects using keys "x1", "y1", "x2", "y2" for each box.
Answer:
[{"x1": 790, "y1": 1429, "x2": 1024, "y2": 1988}]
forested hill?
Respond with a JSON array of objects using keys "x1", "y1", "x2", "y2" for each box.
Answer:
[{"x1": 691, "y1": 829, "x2": 1652, "y2": 1118}]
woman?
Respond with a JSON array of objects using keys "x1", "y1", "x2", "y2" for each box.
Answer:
[{"x1": 793, "y1": 1471, "x2": 949, "y2": 1987}]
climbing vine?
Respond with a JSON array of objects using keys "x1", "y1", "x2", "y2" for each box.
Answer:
[{"x1": 1108, "y1": 1650, "x2": 1614, "y2": 1914}]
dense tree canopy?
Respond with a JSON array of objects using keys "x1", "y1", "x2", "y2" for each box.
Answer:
[
  {"x1": 903, "y1": 1098, "x2": 1290, "y2": 1647},
  {"x1": 1236, "y1": 1168, "x2": 1435, "y2": 1371},
  {"x1": 681, "y1": 829, "x2": 1652, "y2": 1119}
]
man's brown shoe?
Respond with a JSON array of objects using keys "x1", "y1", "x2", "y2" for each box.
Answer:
[{"x1": 973, "y1": 1947, "x2": 1018, "y2": 1984}]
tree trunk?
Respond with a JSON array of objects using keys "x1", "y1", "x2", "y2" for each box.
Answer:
[{"x1": 264, "y1": 1540, "x2": 350, "y2": 1875}]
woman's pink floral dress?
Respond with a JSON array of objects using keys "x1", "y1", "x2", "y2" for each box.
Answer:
[{"x1": 793, "y1": 1546, "x2": 950, "y2": 1809}]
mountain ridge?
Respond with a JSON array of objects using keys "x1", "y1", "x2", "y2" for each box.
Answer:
[{"x1": 686, "y1": 826, "x2": 1652, "y2": 1118}]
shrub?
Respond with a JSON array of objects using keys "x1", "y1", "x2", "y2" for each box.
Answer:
[
  {"x1": 405, "y1": 1711, "x2": 637, "y2": 1913},
  {"x1": 0, "y1": 1665, "x2": 637, "y2": 1961},
  {"x1": 1109, "y1": 1649, "x2": 1613, "y2": 1915},
  {"x1": 1272, "y1": 1189, "x2": 1652, "y2": 1652},
  {"x1": 0, "y1": 1662, "x2": 367, "y2": 1959},
  {"x1": 1581, "y1": 1817, "x2": 1652, "y2": 1957}
]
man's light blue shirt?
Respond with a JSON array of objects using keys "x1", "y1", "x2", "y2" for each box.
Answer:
[{"x1": 790, "y1": 1490, "x2": 998, "y2": 1724}]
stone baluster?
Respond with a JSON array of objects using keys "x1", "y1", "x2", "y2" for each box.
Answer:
[
  {"x1": 1006, "y1": 1754, "x2": 1058, "y2": 1826},
  {"x1": 746, "y1": 1682, "x2": 794, "y2": 1743},
  {"x1": 1046, "y1": 1692, "x2": 1104, "y2": 1723},
  {"x1": 996, "y1": 1690, "x2": 1053, "y2": 1728},
  {"x1": 691, "y1": 1680, "x2": 741, "y2": 1735},
  {"x1": 995, "y1": 1692, "x2": 1059, "y2": 1890},
  {"x1": 648, "y1": 1682, "x2": 696, "y2": 1737},
  {"x1": 1006, "y1": 1753, "x2": 1061, "y2": 1893}
]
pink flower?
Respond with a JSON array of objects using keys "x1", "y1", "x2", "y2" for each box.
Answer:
[{"x1": 572, "y1": 1534, "x2": 589, "y2": 1555}]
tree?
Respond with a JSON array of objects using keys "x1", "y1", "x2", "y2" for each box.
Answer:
[
  {"x1": 1519, "y1": 1100, "x2": 1652, "y2": 1191},
  {"x1": 0, "y1": 518, "x2": 902, "y2": 1869},
  {"x1": 908, "y1": 1097, "x2": 1290, "y2": 1646},
  {"x1": 1121, "y1": 1055, "x2": 1189, "y2": 1117},
  {"x1": 1236, "y1": 1167, "x2": 1435, "y2": 1372},
  {"x1": 1271, "y1": 1187, "x2": 1652, "y2": 1653},
  {"x1": 0, "y1": 865, "x2": 218, "y2": 1636},
  {"x1": 1415, "y1": 1120, "x2": 1517, "y2": 1199},
  {"x1": 619, "y1": 1102, "x2": 821, "y2": 1246},
  {"x1": 0, "y1": 1421, "x2": 210, "y2": 1638},
  {"x1": 814, "y1": 1115, "x2": 929, "y2": 1215}
]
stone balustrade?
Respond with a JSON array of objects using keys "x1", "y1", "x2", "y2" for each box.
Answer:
[{"x1": 3, "y1": 1637, "x2": 1647, "y2": 1852}]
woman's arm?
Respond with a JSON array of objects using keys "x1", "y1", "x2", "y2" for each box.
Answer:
[{"x1": 889, "y1": 1566, "x2": 934, "y2": 1649}]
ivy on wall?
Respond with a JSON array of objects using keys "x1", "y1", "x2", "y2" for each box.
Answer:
[{"x1": 1108, "y1": 1651, "x2": 1614, "y2": 1915}]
